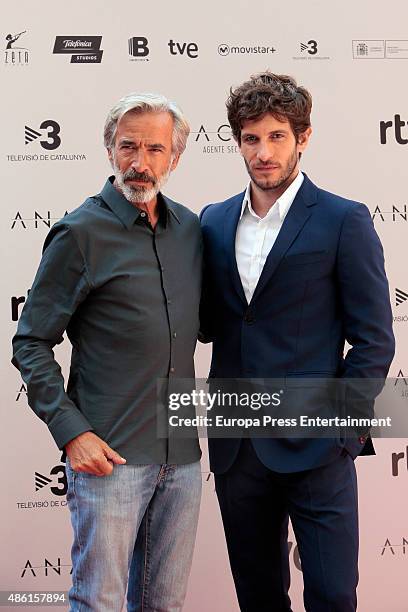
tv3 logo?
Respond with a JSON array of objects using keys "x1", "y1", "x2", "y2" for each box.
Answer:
[
  {"x1": 25, "y1": 120, "x2": 61, "y2": 150},
  {"x1": 35, "y1": 464, "x2": 67, "y2": 496},
  {"x1": 300, "y1": 40, "x2": 318, "y2": 55}
]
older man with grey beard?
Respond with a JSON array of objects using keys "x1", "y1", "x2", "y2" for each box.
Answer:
[{"x1": 12, "y1": 93, "x2": 202, "y2": 612}]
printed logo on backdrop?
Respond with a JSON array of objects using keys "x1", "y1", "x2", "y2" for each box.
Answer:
[
  {"x1": 128, "y1": 37, "x2": 149, "y2": 61},
  {"x1": 353, "y1": 40, "x2": 408, "y2": 59},
  {"x1": 192, "y1": 123, "x2": 239, "y2": 155},
  {"x1": 25, "y1": 120, "x2": 61, "y2": 150},
  {"x1": 10, "y1": 210, "x2": 69, "y2": 230},
  {"x1": 380, "y1": 538, "x2": 408, "y2": 556},
  {"x1": 168, "y1": 39, "x2": 198, "y2": 58},
  {"x1": 4, "y1": 30, "x2": 29, "y2": 65},
  {"x1": 53, "y1": 36, "x2": 103, "y2": 63},
  {"x1": 380, "y1": 114, "x2": 408, "y2": 145},
  {"x1": 11, "y1": 292, "x2": 29, "y2": 320},
  {"x1": 16, "y1": 454, "x2": 68, "y2": 512},
  {"x1": 394, "y1": 288, "x2": 408, "y2": 324},
  {"x1": 217, "y1": 43, "x2": 276, "y2": 57},
  {"x1": 394, "y1": 369, "x2": 408, "y2": 388},
  {"x1": 16, "y1": 383, "x2": 27, "y2": 401},
  {"x1": 390, "y1": 370, "x2": 408, "y2": 476},
  {"x1": 6, "y1": 120, "x2": 86, "y2": 164},
  {"x1": 293, "y1": 39, "x2": 330, "y2": 60},
  {"x1": 396, "y1": 288, "x2": 408, "y2": 307},
  {"x1": 370, "y1": 203, "x2": 407, "y2": 223},
  {"x1": 20, "y1": 557, "x2": 72, "y2": 578}
]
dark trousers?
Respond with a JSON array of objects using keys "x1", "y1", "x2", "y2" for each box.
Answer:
[{"x1": 214, "y1": 439, "x2": 358, "y2": 612}]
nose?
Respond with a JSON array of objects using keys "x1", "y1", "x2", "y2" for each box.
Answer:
[
  {"x1": 130, "y1": 148, "x2": 148, "y2": 172},
  {"x1": 256, "y1": 141, "x2": 274, "y2": 163}
]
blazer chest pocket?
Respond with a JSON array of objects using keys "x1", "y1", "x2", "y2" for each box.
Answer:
[{"x1": 280, "y1": 250, "x2": 328, "y2": 268}]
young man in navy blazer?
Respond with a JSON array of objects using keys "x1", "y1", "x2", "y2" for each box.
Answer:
[{"x1": 200, "y1": 72, "x2": 395, "y2": 612}]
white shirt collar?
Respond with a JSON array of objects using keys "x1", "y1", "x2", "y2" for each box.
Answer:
[{"x1": 239, "y1": 171, "x2": 304, "y2": 222}]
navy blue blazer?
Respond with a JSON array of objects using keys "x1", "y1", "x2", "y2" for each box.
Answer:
[{"x1": 200, "y1": 174, "x2": 395, "y2": 474}]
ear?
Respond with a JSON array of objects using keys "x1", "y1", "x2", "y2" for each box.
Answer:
[
  {"x1": 170, "y1": 153, "x2": 181, "y2": 171},
  {"x1": 297, "y1": 127, "x2": 312, "y2": 154},
  {"x1": 107, "y1": 147, "x2": 114, "y2": 168}
]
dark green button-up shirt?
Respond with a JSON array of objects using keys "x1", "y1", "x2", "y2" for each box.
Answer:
[{"x1": 12, "y1": 177, "x2": 202, "y2": 464}]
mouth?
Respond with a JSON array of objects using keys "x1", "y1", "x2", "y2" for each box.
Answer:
[
  {"x1": 126, "y1": 178, "x2": 152, "y2": 185},
  {"x1": 255, "y1": 165, "x2": 280, "y2": 171}
]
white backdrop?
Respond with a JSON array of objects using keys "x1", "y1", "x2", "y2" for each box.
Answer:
[{"x1": 2, "y1": 1, "x2": 408, "y2": 610}]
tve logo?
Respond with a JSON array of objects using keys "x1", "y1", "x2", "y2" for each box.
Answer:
[{"x1": 168, "y1": 39, "x2": 198, "y2": 58}]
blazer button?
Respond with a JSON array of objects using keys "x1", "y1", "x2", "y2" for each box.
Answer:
[{"x1": 244, "y1": 313, "x2": 255, "y2": 324}]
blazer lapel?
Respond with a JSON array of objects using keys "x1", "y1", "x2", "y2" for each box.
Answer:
[
  {"x1": 223, "y1": 192, "x2": 247, "y2": 305},
  {"x1": 251, "y1": 175, "x2": 319, "y2": 303}
]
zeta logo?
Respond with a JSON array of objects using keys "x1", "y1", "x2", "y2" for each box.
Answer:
[
  {"x1": 396, "y1": 288, "x2": 408, "y2": 306},
  {"x1": 4, "y1": 30, "x2": 29, "y2": 65},
  {"x1": 128, "y1": 37, "x2": 149, "y2": 60},
  {"x1": 300, "y1": 40, "x2": 318, "y2": 55},
  {"x1": 24, "y1": 120, "x2": 61, "y2": 150},
  {"x1": 53, "y1": 36, "x2": 103, "y2": 63}
]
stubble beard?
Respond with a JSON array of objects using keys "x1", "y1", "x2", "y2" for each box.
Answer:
[{"x1": 246, "y1": 146, "x2": 298, "y2": 193}]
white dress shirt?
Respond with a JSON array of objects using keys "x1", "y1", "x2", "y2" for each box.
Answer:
[{"x1": 235, "y1": 171, "x2": 304, "y2": 303}]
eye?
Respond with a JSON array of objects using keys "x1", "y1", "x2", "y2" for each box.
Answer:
[
  {"x1": 272, "y1": 133, "x2": 284, "y2": 139},
  {"x1": 243, "y1": 135, "x2": 257, "y2": 143}
]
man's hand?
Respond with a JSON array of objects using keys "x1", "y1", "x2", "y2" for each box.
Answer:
[{"x1": 65, "y1": 432, "x2": 127, "y2": 476}]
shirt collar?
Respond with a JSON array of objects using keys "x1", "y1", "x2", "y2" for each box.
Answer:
[
  {"x1": 239, "y1": 171, "x2": 304, "y2": 222},
  {"x1": 100, "y1": 176, "x2": 180, "y2": 230}
]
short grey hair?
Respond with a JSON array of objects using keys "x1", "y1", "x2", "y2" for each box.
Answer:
[{"x1": 103, "y1": 92, "x2": 190, "y2": 155}]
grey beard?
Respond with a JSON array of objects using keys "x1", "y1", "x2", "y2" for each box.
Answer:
[{"x1": 113, "y1": 162, "x2": 172, "y2": 204}]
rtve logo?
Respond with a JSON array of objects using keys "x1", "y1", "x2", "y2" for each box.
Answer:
[
  {"x1": 380, "y1": 114, "x2": 408, "y2": 144},
  {"x1": 392, "y1": 445, "x2": 408, "y2": 477},
  {"x1": 11, "y1": 292, "x2": 28, "y2": 321},
  {"x1": 168, "y1": 39, "x2": 198, "y2": 58},
  {"x1": 391, "y1": 370, "x2": 408, "y2": 477}
]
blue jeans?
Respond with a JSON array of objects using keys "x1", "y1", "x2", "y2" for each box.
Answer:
[{"x1": 65, "y1": 460, "x2": 202, "y2": 612}]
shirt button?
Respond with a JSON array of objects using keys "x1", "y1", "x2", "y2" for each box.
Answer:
[
  {"x1": 170, "y1": 367, "x2": 175, "y2": 373},
  {"x1": 173, "y1": 332, "x2": 177, "y2": 338},
  {"x1": 167, "y1": 299, "x2": 172, "y2": 305},
  {"x1": 140, "y1": 212, "x2": 146, "y2": 218}
]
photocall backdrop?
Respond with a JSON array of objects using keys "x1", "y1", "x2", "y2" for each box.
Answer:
[{"x1": 2, "y1": 1, "x2": 408, "y2": 610}]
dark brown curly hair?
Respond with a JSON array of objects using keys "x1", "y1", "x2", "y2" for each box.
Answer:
[{"x1": 226, "y1": 72, "x2": 312, "y2": 144}]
